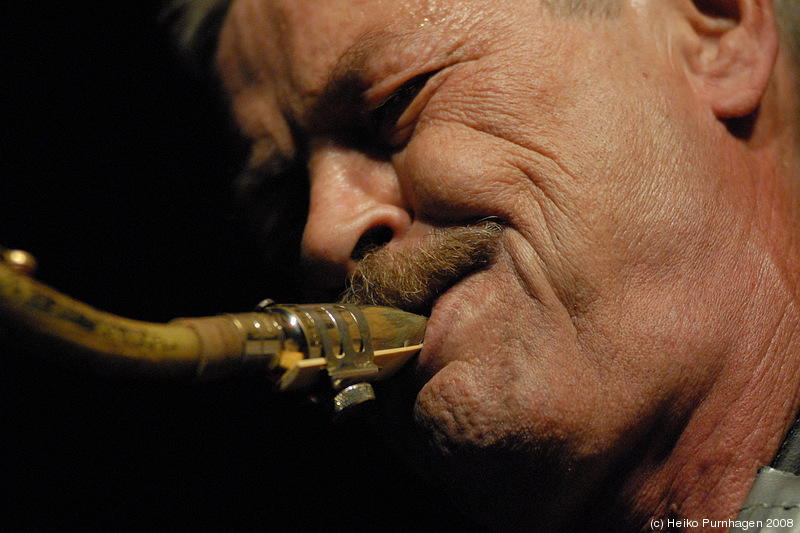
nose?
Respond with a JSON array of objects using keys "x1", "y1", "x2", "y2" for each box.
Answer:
[{"x1": 301, "y1": 141, "x2": 412, "y2": 290}]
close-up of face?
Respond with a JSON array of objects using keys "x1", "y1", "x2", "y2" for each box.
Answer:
[{"x1": 215, "y1": 0, "x2": 800, "y2": 530}]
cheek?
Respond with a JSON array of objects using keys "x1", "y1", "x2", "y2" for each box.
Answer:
[
  {"x1": 394, "y1": 125, "x2": 542, "y2": 227},
  {"x1": 408, "y1": 251, "x2": 710, "y2": 468}
]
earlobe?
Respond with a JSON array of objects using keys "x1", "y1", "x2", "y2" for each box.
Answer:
[{"x1": 680, "y1": 0, "x2": 778, "y2": 118}]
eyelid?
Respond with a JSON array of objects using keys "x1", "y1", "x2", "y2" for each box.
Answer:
[{"x1": 369, "y1": 69, "x2": 442, "y2": 145}]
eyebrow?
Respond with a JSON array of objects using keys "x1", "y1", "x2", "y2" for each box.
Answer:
[
  {"x1": 331, "y1": 30, "x2": 408, "y2": 88},
  {"x1": 307, "y1": 29, "x2": 413, "y2": 130}
]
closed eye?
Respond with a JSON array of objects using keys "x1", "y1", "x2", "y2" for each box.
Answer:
[{"x1": 370, "y1": 71, "x2": 437, "y2": 146}]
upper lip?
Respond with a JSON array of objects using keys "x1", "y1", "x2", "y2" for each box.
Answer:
[
  {"x1": 340, "y1": 220, "x2": 503, "y2": 317},
  {"x1": 405, "y1": 262, "x2": 488, "y2": 317}
]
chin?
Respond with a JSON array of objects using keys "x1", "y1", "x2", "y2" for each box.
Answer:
[
  {"x1": 381, "y1": 297, "x2": 627, "y2": 531},
  {"x1": 407, "y1": 382, "x2": 617, "y2": 532},
  {"x1": 406, "y1": 370, "x2": 625, "y2": 532}
]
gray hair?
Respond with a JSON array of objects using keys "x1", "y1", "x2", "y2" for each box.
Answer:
[
  {"x1": 775, "y1": 0, "x2": 800, "y2": 81},
  {"x1": 165, "y1": 0, "x2": 798, "y2": 76},
  {"x1": 161, "y1": 0, "x2": 230, "y2": 73},
  {"x1": 543, "y1": 0, "x2": 798, "y2": 80},
  {"x1": 165, "y1": 0, "x2": 798, "y2": 145},
  {"x1": 541, "y1": 0, "x2": 621, "y2": 15}
]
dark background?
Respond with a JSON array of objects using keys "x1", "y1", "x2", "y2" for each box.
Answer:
[{"x1": 0, "y1": 2, "x2": 480, "y2": 531}]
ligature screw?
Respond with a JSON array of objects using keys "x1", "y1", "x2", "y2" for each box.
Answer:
[{"x1": 332, "y1": 382, "x2": 376, "y2": 418}]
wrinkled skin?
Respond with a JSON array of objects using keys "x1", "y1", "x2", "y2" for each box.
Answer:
[{"x1": 216, "y1": 0, "x2": 800, "y2": 530}]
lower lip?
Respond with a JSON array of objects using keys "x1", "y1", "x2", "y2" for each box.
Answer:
[{"x1": 415, "y1": 275, "x2": 477, "y2": 379}]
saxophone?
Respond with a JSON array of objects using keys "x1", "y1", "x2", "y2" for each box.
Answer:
[{"x1": 0, "y1": 247, "x2": 427, "y2": 414}]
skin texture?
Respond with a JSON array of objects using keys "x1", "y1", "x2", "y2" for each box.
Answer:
[{"x1": 215, "y1": 0, "x2": 800, "y2": 530}]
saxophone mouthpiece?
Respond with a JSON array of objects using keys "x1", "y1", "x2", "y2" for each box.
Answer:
[{"x1": 174, "y1": 303, "x2": 427, "y2": 392}]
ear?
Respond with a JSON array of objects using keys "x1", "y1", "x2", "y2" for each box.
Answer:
[{"x1": 679, "y1": 0, "x2": 778, "y2": 118}]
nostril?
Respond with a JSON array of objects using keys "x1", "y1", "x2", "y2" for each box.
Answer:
[{"x1": 350, "y1": 226, "x2": 394, "y2": 261}]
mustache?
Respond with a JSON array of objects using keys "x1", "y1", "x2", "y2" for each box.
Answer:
[{"x1": 339, "y1": 220, "x2": 503, "y2": 315}]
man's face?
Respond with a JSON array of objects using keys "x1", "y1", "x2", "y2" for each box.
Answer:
[{"x1": 217, "y1": 0, "x2": 772, "y2": 529}]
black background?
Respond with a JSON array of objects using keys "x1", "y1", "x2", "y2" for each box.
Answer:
[{"x1": 0, "y1": 2, "x2": 481, "y2": 531}]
